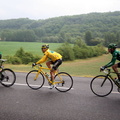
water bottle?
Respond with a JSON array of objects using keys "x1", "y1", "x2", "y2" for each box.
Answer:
[{"x1": 45, "y1": 72, "x2": 49, "y2": 78}]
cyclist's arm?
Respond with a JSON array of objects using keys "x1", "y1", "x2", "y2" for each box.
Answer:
[
  {"x1": 36, "y1": 55, "x2": 48, "y2": 64},
  {"x1": 104, "y1": 56, "x2": 117, "y2": 68}
]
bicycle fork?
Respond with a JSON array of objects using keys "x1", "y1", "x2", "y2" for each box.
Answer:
[
  {"x1": 34, "y1": 72, "x2": 40, "y2": 80},
  {"x1": 101, "y1": 76, "x2": 108, "y2": 87}
]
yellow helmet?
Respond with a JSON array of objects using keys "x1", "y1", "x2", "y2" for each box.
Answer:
[{"x1": 41, "y1": 44, "x2": 49, "y2": 49}]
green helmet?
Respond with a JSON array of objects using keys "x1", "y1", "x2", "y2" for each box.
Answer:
[
  {"x1": 108, "y1": 43, "x2": 117, "y2": 49},
  {"x1": 41, "y1": 44, "x2": 49, "y2": 49}
]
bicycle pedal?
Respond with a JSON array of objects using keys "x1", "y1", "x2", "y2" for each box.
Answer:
[{"x1": 49, "y1": 85, "x2": 54, "y2": 89}]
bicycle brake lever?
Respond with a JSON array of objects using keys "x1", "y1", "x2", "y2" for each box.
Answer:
[
  {"x1": 107, "y1": 69, "x2": 111, "y2": 72},
  {"x1": 39, "y1": 64, "x2": 42, "y2": 67}
]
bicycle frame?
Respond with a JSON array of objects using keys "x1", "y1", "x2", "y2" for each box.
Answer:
[
  {"x1": 0, "y1": 59, "x2": 5, "y2": 70},
  {"x1": 103, "y1": 69, "x2": 120, "y2": 88},
  {"x1": 33, "y1": 65, "x2": 63, "y2": 85}
]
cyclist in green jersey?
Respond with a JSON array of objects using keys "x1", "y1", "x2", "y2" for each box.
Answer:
[{"x1": 100, "y1": 43, "x2": 120, "y2": 82}]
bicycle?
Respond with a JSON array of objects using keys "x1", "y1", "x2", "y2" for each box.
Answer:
[
  {"x1": 0, "y1": 59, "x2": 16, "y2": 87},
  {"x1": 26, "y1": 64, "x2": 73, "y2": 92},
  {"x1": 90, "y1": 68, "x2": 120, "y2": 97}
]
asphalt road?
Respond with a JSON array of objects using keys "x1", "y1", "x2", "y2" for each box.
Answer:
[{"x1": 0, "y1": 72, "x2": 120, "y2": 120}]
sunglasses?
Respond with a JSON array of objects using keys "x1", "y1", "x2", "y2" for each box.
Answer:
[{"x1": 41, "y1": 48, "x2": 47, "y2": 49}]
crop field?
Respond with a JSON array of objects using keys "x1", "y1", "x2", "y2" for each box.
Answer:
[{"x1": 0, "y1": 41, "x2": 115, "y2": 77}]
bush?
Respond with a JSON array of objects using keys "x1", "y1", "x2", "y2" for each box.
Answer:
[
  {"x1": 73, "y1": 44, "x2": 106, "y2": 59},
  {"x1": 73, "y1": 45, "x2": 82, "y2": 58},
  {"x1": 6, "y1": 47, "x2": 40, "y2": 64},
  {"x1": 22, "y1": 52, "x2": 34, "y2": 64},
  {"x1": 57, "y1": 43, "x2": 75, "y2": 61},
  {"x1": 33, "y1": 55, "x2": 41, "y2": 62},
  {"x1": 5, "y1": 43, "x2": 106, "y2": 64},
  {"x1": 15, "y1": 47, "x2": 25, "y2": 58},
  {"x1": 14, "y1": 47, "x2": 35, "y2": 64},
  {"x1": 8, "y1": 56, "x2": 22, "y2": 64}
]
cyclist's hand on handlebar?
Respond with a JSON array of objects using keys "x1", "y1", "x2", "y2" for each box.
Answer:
[
  {"x1": 32, "y1": 63, "x2": 37, "y2": 67},
  {"x1": 100, "y1": 66, "x2": 105, "y2": 72}
]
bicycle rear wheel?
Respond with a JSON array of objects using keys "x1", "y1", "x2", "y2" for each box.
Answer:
[
  {"x1": 54, "y1": 72, "x2": 73, "y2": 92},
  {"x1": 90, "y1": 75, "x2": 113, "y2": 97},
  {"x1": 26, "y1": 70, "x2": 45, "y2": 90},
  {"x1": 0, "y1": 68, "x2": 16, "y2": 87}
]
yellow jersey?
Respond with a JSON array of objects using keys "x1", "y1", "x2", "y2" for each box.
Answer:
[{"x1": 36, "y1": 49, "x2": 62, "y2": 64}]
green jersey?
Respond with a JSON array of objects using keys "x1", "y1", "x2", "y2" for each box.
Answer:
[{"x1": 105, "y1": 50, "x2": 120, "y2": 68}]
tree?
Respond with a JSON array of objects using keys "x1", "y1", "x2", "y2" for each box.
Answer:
[
  {"x1": 57, "y1": 43, "x2": 75, "y2": 61},
  {"x1": 85, "y1": 31, "x2": 93, "y2": 46},
  {"x1": 75, "y1": 37, "x2": 86, "y2": 47}
]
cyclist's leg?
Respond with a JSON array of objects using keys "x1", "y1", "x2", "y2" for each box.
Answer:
[
  {"x1": 52, "y1": 59, "x2": 62, "y2": 80},
  {"x1": 46, "y1": 61, "x2": 52, "y2": 69},
  {"x1": 46, "y1": 61, "x2": 53, "y2": 81},
  {"x1": 46, "y1": 59, "x2": 62, "y2": 82},
  {"x1": 46, "y1": 61, "x2": 55, "y2": 89},
  {"x1": 49, "y1": 60, "x2": 62, "y2": 89}
]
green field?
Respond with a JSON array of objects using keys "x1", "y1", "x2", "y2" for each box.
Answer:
[
  {"x1": 0, "y1": 41, "x2": 63, "y2": 56},
  {"x1": 0, "y1": 41, "x2": 114, "y2": 77}
]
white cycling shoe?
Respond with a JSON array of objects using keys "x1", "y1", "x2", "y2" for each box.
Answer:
[{"x1": 49, "y1": 84, "x2": 56, "y2": 89}]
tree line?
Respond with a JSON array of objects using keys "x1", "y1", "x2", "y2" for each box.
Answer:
[{"x1": 0, "y1": 11, "x2": 120, "y2": 46}]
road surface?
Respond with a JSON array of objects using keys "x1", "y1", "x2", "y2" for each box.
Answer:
[{"x1": 0, "y1": 72, "x2": 120, "y2": 120}]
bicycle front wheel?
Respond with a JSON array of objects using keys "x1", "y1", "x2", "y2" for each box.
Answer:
[
  {"x1": 54, "y1": 72, "x2": 73, "y2": 92},
  {"x1": 90, "y1": 75, "x2": 113, "y2": 97},
  {"x1": 0, "y1": 68, "x2": 16, "y2": 87},
  {"x1": 26, "y1": 70, "x2": 45, "y2": 90}
]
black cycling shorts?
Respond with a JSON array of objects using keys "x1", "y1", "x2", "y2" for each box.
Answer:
[
  {"x1": 117, "y1": 62, "x2": 120, "y2": 68},
  {"x1": 51, "y1": 59, "x2": 62, "y2": 70},
  {"x1": 0, "y1": 54, "x2": 2, "y2": 59}
]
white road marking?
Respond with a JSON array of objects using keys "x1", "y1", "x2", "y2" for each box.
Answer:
[
  {"x1": 14, "y1": 83, "x2": 74, "y2": 90},
  {"x1": 14, "y1": 83, "x2": 27, "y2": 86},
  {"x1": 112, "y1": 91, "x2": 120, "y2": 94}
]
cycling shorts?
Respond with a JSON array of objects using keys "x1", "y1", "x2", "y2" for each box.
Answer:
[
  {"x1": 0, "y1": 54, "x2": 2, "y2": 59},
  {"x1": 51, "y1": 59, "x2": 62, "y2": 70},
  {"x1": 117, "y1": 62, "x2": 120, "y2": 68}
]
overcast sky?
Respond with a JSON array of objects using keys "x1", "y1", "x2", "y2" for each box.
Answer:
[{"x1": 0, "y1": 0, "x2": 120, "y2": 20}]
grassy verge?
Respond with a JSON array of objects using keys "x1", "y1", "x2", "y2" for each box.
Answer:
[{"x1": 4, "y1": 54, "x2": 112, "y2": 77}]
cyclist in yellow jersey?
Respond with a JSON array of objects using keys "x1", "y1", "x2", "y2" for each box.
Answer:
[{"x1": 32, "y1": 44, "x2": 62, "y2": 89}]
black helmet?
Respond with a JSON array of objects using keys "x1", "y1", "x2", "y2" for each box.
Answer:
[
  {"x1": 41, "y1": 44, "x2": 49, "y2": 49},
  {"x1": 108, "y1": 43, "x2": 117, "y2": 49}
]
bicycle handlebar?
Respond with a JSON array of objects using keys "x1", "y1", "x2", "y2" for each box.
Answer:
[
  {"x1": 103, "y1": 69, "x2": 111, "y2": 74},
  {"x1": 0, "y1": 59, "x2": 7, "y2": 62},
  {"x1": 39, "y1": 64, "x2": 42, "y2": 67},
  {"x1": 0, "y1": 59, "x2": 7, "y2": 67},
  {"x1": 32, "y1": 64, "x2": 51, "y2": 71}
]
